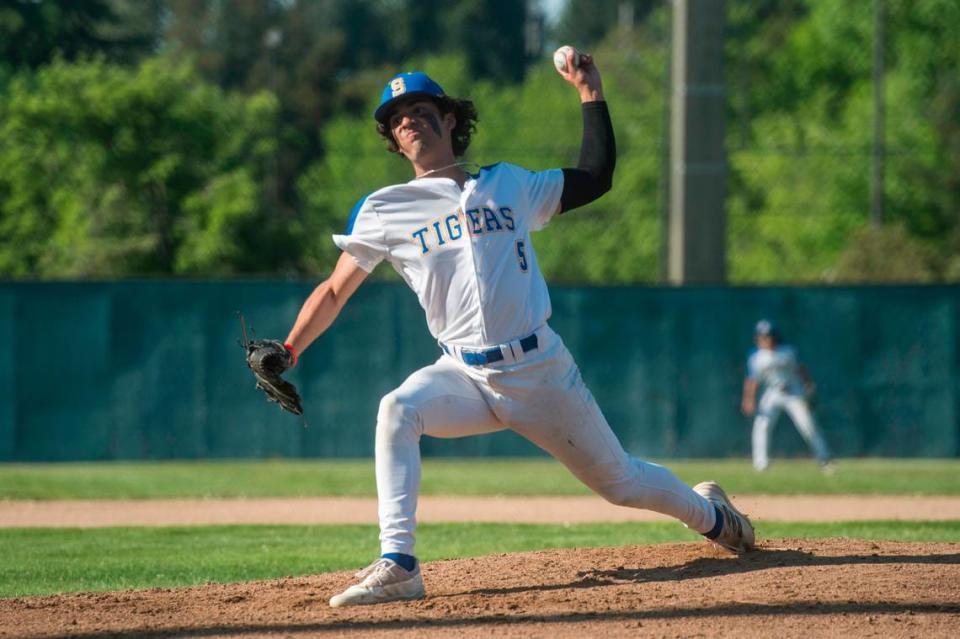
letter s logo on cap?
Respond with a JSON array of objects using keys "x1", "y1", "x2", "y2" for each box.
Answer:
[{"x1": 390, "y1": 78, "x2": 406, "y2": 97}]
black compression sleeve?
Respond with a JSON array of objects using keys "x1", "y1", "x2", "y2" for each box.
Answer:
[{"x1": 560, "y1": 101, "x2": 616, "y2": 213}]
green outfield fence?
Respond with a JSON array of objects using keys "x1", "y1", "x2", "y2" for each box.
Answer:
[{"x1": 0, "y1": 281, "x2": 957, "y2": 461}]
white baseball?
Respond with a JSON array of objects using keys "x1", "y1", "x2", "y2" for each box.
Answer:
[{"x1": 553, "y1": 45, "x2": 581, "y2": 73}]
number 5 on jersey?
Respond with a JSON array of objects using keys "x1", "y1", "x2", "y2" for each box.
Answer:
[{"x1": 516, "y1": 240, "x2": 529, "y2": 272}]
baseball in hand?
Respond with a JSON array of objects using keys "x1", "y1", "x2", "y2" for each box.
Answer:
[{"x1": 553, "y1": 45, "x2": 582, "y2": 73}]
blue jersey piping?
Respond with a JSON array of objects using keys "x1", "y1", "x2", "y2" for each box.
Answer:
[{"x1": 345, "y1": 193, "x2": 373, "y2": 235}]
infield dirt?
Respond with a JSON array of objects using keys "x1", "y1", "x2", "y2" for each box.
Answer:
[{"x1": 4, "y1": 539, "x2": 958, "y2": 638}]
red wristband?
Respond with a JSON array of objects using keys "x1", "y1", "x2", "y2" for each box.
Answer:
[{"x1": 283, "y1": 343, "x2": 298, "y2": 366}]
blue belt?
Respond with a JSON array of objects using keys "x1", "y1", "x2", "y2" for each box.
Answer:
[{"x1": 444, "y1": 333, "x2": 539, "y2": 366}]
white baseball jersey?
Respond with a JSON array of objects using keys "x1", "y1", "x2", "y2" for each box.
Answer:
[
  {"x1": 747, "y1": 346, "x2": 805, "y2": 396},
  {"x1": 332, "y1": 162, "x2": 563, "y2": 349}
]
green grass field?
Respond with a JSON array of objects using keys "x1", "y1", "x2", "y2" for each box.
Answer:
[
  {"x1": 1, "y1": 458, "x2": 958, "y2": 499},
  {"x1": 3, "y1": 521, "x2": 959, "y2": 598},
  {"x1": 3, "y1": 458, "x2": 957, "y2": 599}
]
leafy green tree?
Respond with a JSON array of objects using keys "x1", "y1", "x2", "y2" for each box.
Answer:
[
  {"x1": 831, "y1": 225, "x2": 937, "y2": 283},
  {"x1": 553, "y1": 0, "x2": 658, "y2": 50},
  {"x1": 440, "y1": 0, "x2": 528, "y2": 83},
  {"x1": 3, "y1": 0, "x2": 957, "y2": 284},
  {"x1": 0, "y1": 56, "x2": 286, "y2": 277},
  {"x1": 163, "y1": 0, "x2": 399, "y2": 226},
  {"x1": 727, "y1": 0, "x2": 960, "y2": 282},
  {"x1": 0, "y1": 0, "x2": 161, "y2": 69}
]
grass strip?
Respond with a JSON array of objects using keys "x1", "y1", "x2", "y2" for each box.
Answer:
[
  {"x1": 0, "y1": 458, "x2": 958, "y2": 499},
  {"x1": 2, "y1": 520, "x2": 959, "y2": 598}
]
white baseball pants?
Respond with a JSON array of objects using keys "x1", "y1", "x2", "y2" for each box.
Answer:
[
  {"x1": 752, "y1": 388, "x2": 831, "y2": 471},
  {"x1": 374, "y1": 325, "x2": 717, "y2": 556}
]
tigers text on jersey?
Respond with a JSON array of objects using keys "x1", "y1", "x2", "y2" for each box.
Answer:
[
  {"x1": 332, "y1": 163, "x2": 563, "y2": 349},
  {"x1": 747, "y1": 345, "x2": 805, "y2": 395}
]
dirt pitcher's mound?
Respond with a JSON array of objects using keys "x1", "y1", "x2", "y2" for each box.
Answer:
[{"x1": 4, "y1": 539, "x2": 959, "y2": 639}]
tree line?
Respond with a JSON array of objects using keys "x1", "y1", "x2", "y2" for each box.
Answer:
[{"x1": 0, "y1": 0, "x2": 956, "y2": 283}]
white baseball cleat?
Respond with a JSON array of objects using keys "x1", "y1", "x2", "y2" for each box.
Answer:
[
  {"x1": 693, "y1": 481, "x2": 756, "y2": 554},
  {"x1": 329, "y1": 558, "x2": 425, "y2": 607}
]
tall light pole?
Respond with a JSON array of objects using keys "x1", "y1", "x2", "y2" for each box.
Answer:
[{"x1": 668, "y1": 0, "x2": 727, "y2": 284}]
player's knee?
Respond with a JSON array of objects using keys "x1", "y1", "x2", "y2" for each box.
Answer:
[
  {"x1": 597, "y1": 482, "x2": 636, "y2": 507},
  {"x1": 376, "y1": 392, "x2": 423, "y2": 442},
  {"x1": 588, "y1": 472, "x2": 640, "y2": 507}
]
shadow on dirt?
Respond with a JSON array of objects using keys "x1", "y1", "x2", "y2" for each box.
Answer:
[
  {"x1": 453, "y1": 547, "x2": 960, "y2": 597},
  {"x1": 576, "y1": 547, "x2": 960, "y2": 588}
]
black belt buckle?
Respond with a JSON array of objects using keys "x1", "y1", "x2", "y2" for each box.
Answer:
[{"x1": 519, "y1": 333, "x2": 538, "y2": 353}]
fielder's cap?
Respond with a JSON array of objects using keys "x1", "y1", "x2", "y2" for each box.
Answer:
[
  {"x1": 755, "y1": 319, "x2": 776, "y2": 337},
  {"x1": 374, "y1": 71, "x2": 445, "y2": 123}
]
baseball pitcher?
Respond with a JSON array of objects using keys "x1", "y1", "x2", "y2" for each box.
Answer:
[
  {"x1": 275, "y1": 48, "x2": 755, "y2": 607},
  {"x1": 742, "y1": 319, "x2": 833, "y2": 472}
]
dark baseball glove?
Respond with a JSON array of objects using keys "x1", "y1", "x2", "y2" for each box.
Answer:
[{"x1": 239, "y1": 315, "x2": 303, "y2": 415}]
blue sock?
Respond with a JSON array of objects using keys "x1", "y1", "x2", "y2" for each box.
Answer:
[
  {"x1": 381, "y1": 552, "x2": 416, "y2": 572},
  {"x1": 704, "y1": 505, "x2": 724, "y2": 540}
]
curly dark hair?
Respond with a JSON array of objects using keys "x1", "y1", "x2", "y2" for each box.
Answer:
[{"x1": 376, "y1": 96, "x2": 479, "y2": 157}]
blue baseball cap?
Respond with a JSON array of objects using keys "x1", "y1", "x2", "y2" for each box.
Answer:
[
  {"x1": 755, "y1": 319, "x2": 777, "y2": 337},
  {"x1": 374, "y1": 71, "x2": 446, "y2": 124}
]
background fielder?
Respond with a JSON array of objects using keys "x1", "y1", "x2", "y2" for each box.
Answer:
[
  {"x1": 277, "y1": 49, "x2": 755, "y2": 608},
  {"x1": 742, "y1": 319, "x2": 832, "y2": 471}
]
